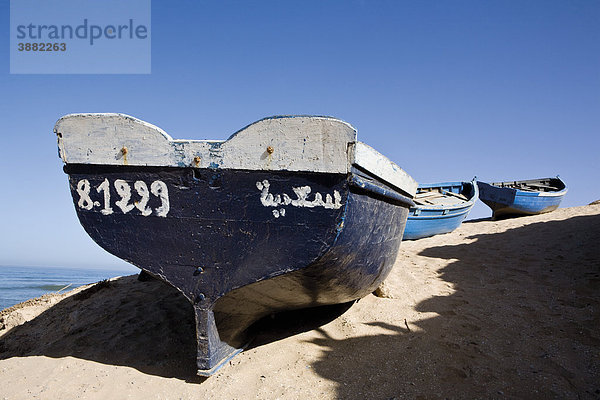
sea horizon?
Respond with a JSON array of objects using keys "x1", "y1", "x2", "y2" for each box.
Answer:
[{"x1": 0, "y1": 264, "x2": 137, "y2": 311}]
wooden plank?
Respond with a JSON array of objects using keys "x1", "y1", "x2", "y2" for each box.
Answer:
[
  {"x1": 441, "y1": 190, "x2": 468, "y2": 201},
  {"x1": 413, "y1": 198, "x2": 437, "y2": 206},
  {"x1": 525, "y1": 184, "x2": 558, "y2": 191},
  {"x1": 55, "y1": 114, "x2": 356, "y2": 174},
  {"x1": 415, "y1": 191, "x2": 442, "y2": 198},
  {"x1": 56, "y1": 114, "x2": 419, "y2": 200},
  {"x1": 350, "y1": 142, "x2": 418, "y2": 197}
]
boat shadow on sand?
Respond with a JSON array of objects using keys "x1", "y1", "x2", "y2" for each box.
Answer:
[
  {"x1": 306, "y1": 213, "x2": 600, "y2": 399},
  {"x1": 0, "y1": 213, "x2": 599, "y2": 396},
  {"x1": 0, "y1": 273, "x2": 352, "y2": 383}
]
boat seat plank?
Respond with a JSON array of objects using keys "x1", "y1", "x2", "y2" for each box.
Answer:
[
  {"x1": 441, "y1": 190, "x2": 468, "y2": 201},
  {"x1": 524, "y1": 184, "x2": 558, "y2": 191},
  {"x1": 433, "y1": 197, "x2": 465, "y2": 206},
  {"x1": 415, "y1": 191, "x2": 442, "y2": 198},
  {"x1": 414, "y1": 197, "x2": 464, "y2": 207}
]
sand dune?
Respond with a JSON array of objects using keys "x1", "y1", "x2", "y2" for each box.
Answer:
[{"x1": 1, "y1": 205, "x2": 599, "y2": 399}]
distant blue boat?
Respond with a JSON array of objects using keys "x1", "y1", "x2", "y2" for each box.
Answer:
[
  {"x1": 403, "y1": 179, "x2": 479, "y2": 240},
  {"x1": 477, "y1": 177, "x2": 567, "y2": 219}
]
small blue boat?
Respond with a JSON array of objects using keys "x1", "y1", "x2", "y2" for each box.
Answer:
[
  {"x1": 477, "y1": 177, "x2": 567, "y2": 219},
  {"x1": 55, "y1": 113, "x2": 417, "y2": 375},
  {"x1": 403, "y1": 179, "x2": 479, "y2": 240}
]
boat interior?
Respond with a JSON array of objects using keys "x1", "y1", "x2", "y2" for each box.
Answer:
[
  {"x1": 491, "y1": 178, "x2": 565, "y2": 192},
  {"x1": 413, "y1": 184, "x2": 471, "y2": 207}
]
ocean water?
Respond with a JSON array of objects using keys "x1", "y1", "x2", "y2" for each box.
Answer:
[{"x1": 0, "y1": 265, "x2": 137, "y2": 311}]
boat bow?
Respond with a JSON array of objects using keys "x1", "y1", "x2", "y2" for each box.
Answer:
[{"x1": 55, "y1": 114, "x2": 417, "y2": 374}]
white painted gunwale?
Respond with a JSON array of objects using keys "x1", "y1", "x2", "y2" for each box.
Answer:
[
  {"x1": 350, "y1": 142, "x2": 418, "y2": 197},
  {"x1": 521, "y1": 189, "x2": 568, "y2": 197},
  {"x1": 55, "y1": 113, "x2": 417, "y2": 197}
]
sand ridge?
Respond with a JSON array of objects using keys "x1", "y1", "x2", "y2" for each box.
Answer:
[{"x1": 0, "y1": 205, "x2": 599, "y2": 399}]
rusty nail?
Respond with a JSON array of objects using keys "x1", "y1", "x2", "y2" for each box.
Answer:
[
  {"x1": 266, "y1": 146, "x2": 274, "y2": 154},
  {"x1": 193, "y1": 156, "x2": 201, "y2": 165},
  {"x1": 121, "y1": 146, "x2": 128, "y2": 155}
]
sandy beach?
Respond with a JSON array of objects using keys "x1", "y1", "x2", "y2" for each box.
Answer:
[{"x1": 1, "y1": 204, "x2": 599, "y2": 399}]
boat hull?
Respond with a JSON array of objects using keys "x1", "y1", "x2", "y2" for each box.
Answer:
[
  {"x1": 478, "y1": 178, "x2": 567, "y2": 219},
  {"x1": 64, "y1": 164, "x2": 412, "y2": 374},
  {"x1": 403, "y1": 181, "x2": 478, "y2": 240}
]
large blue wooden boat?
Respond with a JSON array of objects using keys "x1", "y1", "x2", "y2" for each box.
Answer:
[
  {"x1": 477, "y1": 177, "x2": 567, "y2": 219},
  {"x1": 403, "y1": 180, "x2": 478, "y2": 240},
  {"x1": 55, "y1": 114, "x2": 417, "y2": 376}
]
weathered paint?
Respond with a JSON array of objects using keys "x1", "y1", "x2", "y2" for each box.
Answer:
[
  {"x1": 55, "y1": 114, "x2": 355, "y2": 174},
  {"x1": 55, "y1": 114, "x2": 417, "y2": 198},
  {"x1": 213, "y1": 179, "x2": 410, "y2": 349},
  {"x1": 64, "y1": 164, "x2": 413, "y2": 373},
  {"x1": 478, "y1": 177, "x2": 567, "y2": 219},
  {"x1": 349, "y1": 142, "x2": 417, "y2": 197},
  {"x1": 403, "y1": 180, "x2": 479, "y2": 240},
  {"x1": 57, "y1": 115, "x2": 417, "y2": 375},
  {"x1": 349, "y1": 174, "x2": 415, "y2": 207}
]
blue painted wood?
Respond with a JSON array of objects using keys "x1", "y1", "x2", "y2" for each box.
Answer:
[
  {"x1": 63, "y1": 164, "x2": 412, "y2": 374},
  {"x1": 403, "y1": 180, "x2": 478, "y2": 240},
  {"x1": 477, "y1": 177, "x2": 567, "y2": 219}
]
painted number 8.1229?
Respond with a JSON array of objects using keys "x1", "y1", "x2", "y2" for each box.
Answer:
[{"x1": 76, "y1": 178, "x2": 170, "y2": 217}]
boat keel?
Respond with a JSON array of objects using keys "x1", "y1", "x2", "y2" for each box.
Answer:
[{"x1": 194, "y1": 304, "x2": 243, "y2": 376}]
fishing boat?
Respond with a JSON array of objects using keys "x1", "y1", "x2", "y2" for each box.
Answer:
[
  {"x1": 477, "y1": 177, "x2": 567, "y2": 219},
  {"x1": 55, "y1": 114, "x2": 417, "y2": 376},
  {"x1": 403, "y1": 179, "x2": 478, "y2": 240}
]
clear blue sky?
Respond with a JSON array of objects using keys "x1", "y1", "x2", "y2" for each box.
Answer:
[{"x1": 1, "y1": 1, "x2": 599, "y2": 270}]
